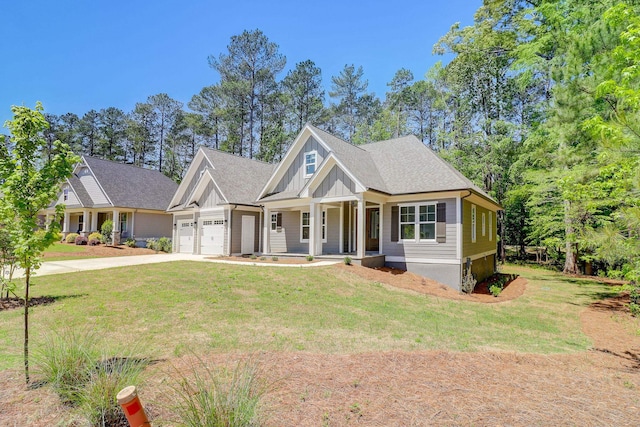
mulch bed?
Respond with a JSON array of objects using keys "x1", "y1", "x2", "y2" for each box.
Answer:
[
  {"x1": 0, "y1": 296, "x2": 58, "y2": 312},
  {"x1": 43, "y1": 244, "x2": 157, "y2": 259}
]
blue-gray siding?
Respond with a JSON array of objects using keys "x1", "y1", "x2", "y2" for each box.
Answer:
[
  {"x1": 312, "y1": 165, "x2": 356, "y2": 199},
  {"x1": 78, "y1": 167, "x2": 109, "y2": 205},
  {"x1": 274, "y1": 137, "x2": 328, "y2": 194}
]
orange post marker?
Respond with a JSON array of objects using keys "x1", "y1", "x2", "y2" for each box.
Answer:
[{"x1": 117, "y1": 385, "x2": 151, "y2": 427}]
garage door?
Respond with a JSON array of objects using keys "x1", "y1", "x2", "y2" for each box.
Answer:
[
  {"x1": 178, "y1": 220, "x2": 193, "y2": 253},
  {"x1": 200, "y1": 218, "x2": 225, "y2": 255}
]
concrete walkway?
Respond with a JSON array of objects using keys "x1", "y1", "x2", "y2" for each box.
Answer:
[{"x1": 23, "y1": 254, "x2": 339, "y2": 277}]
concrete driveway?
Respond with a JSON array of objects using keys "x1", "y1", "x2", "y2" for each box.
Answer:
[{"x1": 19, "y1": 254, "x2": 338, "y2": 277}]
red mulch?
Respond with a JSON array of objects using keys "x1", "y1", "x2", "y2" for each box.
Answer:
[{"x1": 43, "y1": 243, "x2": 157, "y2": 259}]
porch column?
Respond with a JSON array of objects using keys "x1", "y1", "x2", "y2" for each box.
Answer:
[
  {"x1": 378, "y1": 203, "x2": 383, "y2": 255},
  {"x1": 348, "y1": 203, "x2": 353, "y2": 252},
  {"x1": 357, "y1": 198, "x2": 365, "y2": 258},
  {"x1": 263, "y1": 206, "x2": 270, "y2": 254},
  {"x1": 130, "y1": 211, "x2": 135, "y2": 237},
  {"x1": 309, "y1": 202, "x2": 316, "y2": 256},
  {"x1": 112, "y1": 210, "x2": 120, "y2": 244},
  {"x1": 339, "y1": 202, "x2": 344, "y2": 254},
  {"x1": 91, "y1": 211, "x2": 98, "y2": 232},
  {"x1": 82, "y1": 209, "x2": 89, "y2": 235},
  {"x1": 62, "y1": 211, "x2": 70, "y2": 233},
  {"x1": 315, "y1": 203, "x2": 323, "y2": 255}
]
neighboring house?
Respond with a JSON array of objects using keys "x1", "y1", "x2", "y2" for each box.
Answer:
[
  {"x1": 167, "y1": 147, "x2": 275, "y2": 256},
  {"x1": 170, "y1": 124, "x2": 501, "y2": 291},
  {"x1": 256, "y1": 124, "x2": 502, "y2": 291},
  {"x1": 43, "y1": 156, "x2": 178, "y2": 244}
]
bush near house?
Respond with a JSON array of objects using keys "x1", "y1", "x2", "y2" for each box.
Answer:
[
  {"x1": 88, "y1": 239, "x2": 100, "y2": 246},
  {"x1": 88, "y1": 232, "x2": 102, "y2": 243},
  {"x1": 75, "y1": 236, "x2": 88, "y2": 246},
  {"x1": 65, "y1": 233, "x2": 79, "y2": 244}
]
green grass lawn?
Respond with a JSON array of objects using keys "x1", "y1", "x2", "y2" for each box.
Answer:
[
  {"x1": 0, "y1": 263, "x2": 624, "y2": 370},
  {"x1": 44, "y1": 242, "x2": 89, "y2": 253}
]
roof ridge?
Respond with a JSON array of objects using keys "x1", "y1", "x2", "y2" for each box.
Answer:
[
  {"x1": 415, "y1": 141, "x2": 489, "y2": 192},
  {"x1": 200, "y1": 146, "x2": 274, "y2": 166},
  {"x1": 83, "y1": 155, "x2": 168, "y2": 175},
  {"x1": 307, "y1": 124, "x2": 368, "y2": 153}
]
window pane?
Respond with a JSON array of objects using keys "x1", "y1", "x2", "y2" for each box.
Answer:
[
  {"x1": 302, "y1": 226, "x2": 310, "y2": 240},
  {"x1": 400, "y1": 206, "x2": 415, "y2": 222},
  {"x1": 302, "y1": 212, "x2": 310, "y2": 226},
  {"x1": 420, "y1": 205, "x2": 435, "y2": 222},
  {"x1": 401, "y1": 224, "x2": 415, "y2": 240},
  {"x1": 420, "y1": 223, "x2": 435, "y2": 240}
]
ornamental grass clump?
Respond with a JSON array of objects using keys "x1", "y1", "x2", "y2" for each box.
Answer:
[{"x1": 171, "y1": 357, "x2": 267, "y2": 427}]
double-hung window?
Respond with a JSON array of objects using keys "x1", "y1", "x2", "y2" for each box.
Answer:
[
  {"x1": 419, "y1": 205, "x2": 436, "y2": 240},
  {"x1": 63, "y1": 188, "x2": 69, "y2": 201},
  {"x1": 78, "y1": 214, "x2": 84, "y2": 232},
  {"x1": 399, "y1": 203, "x2": 437, "y2": 242},
  {"x1": 271, "y1": 212, "x2": 282, "y2": 231},
  {"x1": 120, "y1": 213, "x2": 127, "y2": 233},
  {"x1": 304, "y1": 151, "x2": 317, "y2": 177},
  {"x1": 471, "y1": 204, "x2": 477, "y2": 243},
  {"x1": 300, "y1": 210, "x2": 327, "y2": 242},
  {"x1": 489, "y1": 211, "x2": 493, "y2": 241}
]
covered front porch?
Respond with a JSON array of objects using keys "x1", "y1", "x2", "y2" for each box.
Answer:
[
  {"x1": 51, "y1": 209, "x2": 134, "y2": 244},
  {"x1": 262, "y1": 193, "x2": 386, "y2": 260}
]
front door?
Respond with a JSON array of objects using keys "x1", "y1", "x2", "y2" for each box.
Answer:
[{"x1": 365, "y1": 208, "x2": 379, "y2": 252}]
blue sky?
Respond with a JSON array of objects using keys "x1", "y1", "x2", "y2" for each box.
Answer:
[{"x1": 1, "y1": 0, "x2": 481, "y2": 127}]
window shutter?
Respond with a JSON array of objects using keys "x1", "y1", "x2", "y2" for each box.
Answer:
[
  {"x1": 391, "y1": 206, "x2": 399, "y2": 242},
  {"x1": 436, "y1": 202, "x2": 446, "y2": 243}
]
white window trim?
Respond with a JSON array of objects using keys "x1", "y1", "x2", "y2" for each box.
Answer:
[
  {"x1": 271, "y1": 212, "x2": 282, "y2": 231},
  {"x1": 489, "y1": 211, "x2": 493, "y2": 241},
  {"x1": 304, "y1": 150, "x2": 317, "y2": 177},
  {"x1": 300, "y1": 210, "x2": 327, "y2": 243},
  {"x1": 471, "y1": 204, "x2": 477, "y2": 243},
  {"x1": 78, "y1": 214, "x2": 84, "y2": 231},
  {"x1": 119, "y1": 212, "x2": 128, "y2": 232},
  {"x1": 482, "y1": 212, "x2": 486, "y2": 237},
  {"x1": 398, "y1": 202, "x2": 437, "y2": 243},
  {"x1": 63, "y1": 188, "x2": 69, "y2": 201}
]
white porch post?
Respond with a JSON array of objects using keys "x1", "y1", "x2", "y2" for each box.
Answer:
[
  {"x1": 82, "y1": 209, "x2": 89, "y2": 234},
  {"x1": 112, "y1": 209, "x2": 120, "y2": 244},
  {"x1": 315, "y1": 203, "x2": 323, "y2": 255},
  {"x1": 62, "y1": 211, "x2": 70, "y2": 233},
  {"x1": 130, "y1": 211, "x2": 135, "y2": 237},
  {"x1": 378, "y1": 203, "x2": 383, "y2": 255},
  {"x1": 348, "y1": 203, "x2": 353, "y2": 253},
  {"x1": 357, "y1": 198, "x2": 365, "y2": 258},
  {"x1": 263, "y1": 206, "x2": 270, "y2": 254},
  {"x1": 339, "y1": 202, "x2": 344, "y2": 254},
  {"x1": 91, "y1": 211, "x2": 98, "y2": 232},
  {"x1": 309, "y1": 202, "x2": 316, "y2": 256}
]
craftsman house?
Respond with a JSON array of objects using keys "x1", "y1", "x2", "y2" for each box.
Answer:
[
  {"x1": 170, "y1": 125, "x2": 501, "y2": 291},
  {"x1": 44, "y1": 156, "x2": 177, "y2": 244}
]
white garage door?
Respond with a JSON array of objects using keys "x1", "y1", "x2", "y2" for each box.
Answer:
[
  {"x1": 200, "y1": 218, "x2": 225, "y2": 255},
  {"x1": 178, "y1": 220, "x2": 193, "y2": 253}
]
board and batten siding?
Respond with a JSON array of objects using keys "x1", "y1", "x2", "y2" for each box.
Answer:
[
  {"x1": 200, "y1": 181, "x2": 225, "y2": 209},
  {"x1": 462, "y1": 200, "x2": 497, "y2": 258},
  {"x1": 177, "y1": 158, "x2": 209, "y2": 207},
  {"x1": 269, "y1": 210, "x2": 308, "y2": 254},
  {"x1": 274, "y1": 137, "x2": 328, "y2": 194},
  {"x1": 312, "y1": 165, "x2": 356, "y2": 199},
  {"x1": 231, "y1": 210, "x2": 261, "y2": 254},
  {"x1": 382, "y1": 198, "x2": 458, "y2": 259},
  {"x1": 77, "y1": 167, "x2": 109, "y2": 205},
  {"x1": 133, "y1": 212, "x2": 173, "y2": 238}
]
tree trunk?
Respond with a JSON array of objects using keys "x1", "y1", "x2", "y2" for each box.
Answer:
[
  {"x1": 24, "y1": 266, "x2": 30, "y2": 384},
  {"x1": 563, "y1": 199, "x2": 579, "y2": 274}
]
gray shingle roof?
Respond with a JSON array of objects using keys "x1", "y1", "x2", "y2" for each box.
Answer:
[
  {"x1": 67, "y1": 176, "x2": 92, "y2": 206},
  {"x1": 200, "y1": 148, "x2": 276, "y2": 205},
  {"x1": 308, "y1": 125, "x2": 495, "y2": 202},
  {"x1": 84, "y1": 156, "x2": 178, "y2": 211}
]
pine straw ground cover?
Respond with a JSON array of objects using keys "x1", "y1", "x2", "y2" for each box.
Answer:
[{"x1": 0, "y1": 263, "x2": 639, "y2": 425}]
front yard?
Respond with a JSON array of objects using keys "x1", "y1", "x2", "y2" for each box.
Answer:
[{"x1": 0, "y1": 262, "x2": 638, "y2": 425}]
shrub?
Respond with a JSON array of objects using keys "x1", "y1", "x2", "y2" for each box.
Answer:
[
  {"x1": 146, "y1": 238, "x2": 159, "y2": 252},
  {"x1": 489, "y1": 284, "x2": 503, "y2": 297},
  {"x1": 343, "y1": 256, "x2": 352, "y2": 265},
  {"x1": 172, "y1": 358, "x2": 266, "y2": 427},
  {"x1": 65, "y1": 233, "x2": 79, "y2": 243},
  {"x1": 88, "y1": 232, "x2": 102, "y2": 242},
  {"x1": 88, "y1": 239, "x2": 100, "y2": 246},
  {"x1": 260, "y1": 256, "x2": 266, "y2": 261},
  {"x1": 100, "y1": 220, "x2": 113, "y2": 244},
  {"x1": 630, "y1": 303, "x2": 640, "y2": 317},
  {"x1": 158, "y1": 237, "x2": 172, "y2": 253},
  {"x1": 271, "y1": 256, "x2": 278, "y2": 262},
  {"x1": 75, "y1": 236, "x2": 88, "y2": 246},
  {"x1": 250, "y1": 254, "x2": 257, "y2": 260},
  {"x1": 125, "y1": 237, "x2": 137, "y2": 248},
  {"x1": 306, "y1": 255, "x2": 314, "y2": 262}
]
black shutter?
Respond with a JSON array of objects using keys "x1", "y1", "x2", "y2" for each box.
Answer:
[
  {"x1": 391, "y1": 206, "x2": 399, "y2": 242},
  {"x1": 436, "y1": 202, "x2": 446, "y2": 243}
]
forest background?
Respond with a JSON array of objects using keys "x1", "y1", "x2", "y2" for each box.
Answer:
[{"x1": 3, "y1": 0, "x2": 639, "y2": 282}]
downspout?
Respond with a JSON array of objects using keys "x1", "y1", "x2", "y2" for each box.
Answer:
[
  {"x1": 227, "y1": 205, "x2": 237, "y2": 256},
  {"x1": 258, "y1": 205, "x2": 264, "y2": 255},
  {"x1": 460, "y1": 191, "x2": 473, "y2": 288}
]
